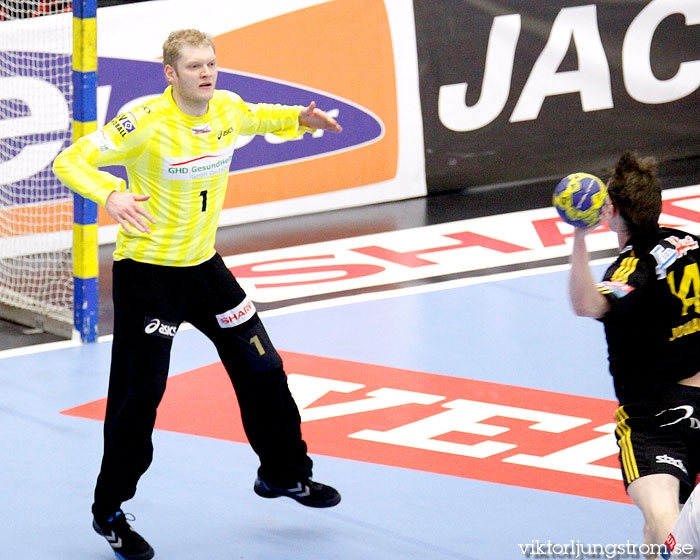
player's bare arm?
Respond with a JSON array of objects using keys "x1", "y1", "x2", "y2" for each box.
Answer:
[
  {"x1": 569, "y1": 227, "x2": 610, "y2": 318},
  {"x1": 299, "y1": 101, "x2": 342, "y2": 133},
  {"x1": 105, "y1": 191, "x2": 156, "y2": 234}
]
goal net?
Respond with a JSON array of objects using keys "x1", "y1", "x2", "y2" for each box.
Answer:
[{"x1": 0, "y1": 1, "x2": 75, "y2": 338}]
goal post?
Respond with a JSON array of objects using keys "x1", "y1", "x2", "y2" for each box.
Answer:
[
  {"x1": 0, "y1": 0, "x2": 98, "y2": 342},
  {"x1": 72, "y1": 0, "x2": 99, "y2": 343}
]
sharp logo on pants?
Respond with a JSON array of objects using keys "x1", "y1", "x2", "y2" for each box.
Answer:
[
  {"x1": 216, "y1": 297, "x2": 256, "y2": 328},
  {"x1": 144, "y1": 317, "x2": 178, "y2": 339}
]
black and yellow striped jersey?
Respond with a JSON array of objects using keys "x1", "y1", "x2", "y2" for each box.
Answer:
[
  {"x1": 53, "y1": 86, "x2": 310, "y2": 266},
  {"x1": 597, "y1": 228, "x2": 700, "y2": 404}
]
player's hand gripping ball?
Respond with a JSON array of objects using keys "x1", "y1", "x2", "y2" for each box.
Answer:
[{"x1": 552, "y1": 173, "x2": 607, "y2": 228}]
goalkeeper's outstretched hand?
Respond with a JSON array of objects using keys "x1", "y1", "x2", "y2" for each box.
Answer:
[{"x1": 299, "y1": 101, "x2": 342, "y2": 133}]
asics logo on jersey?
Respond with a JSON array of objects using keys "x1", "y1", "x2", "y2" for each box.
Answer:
[
  {"x1": 144, "y1": 317, "x2": 178, "y2": 338},
  {"x1": 217, "y1": 127, "x2": 233, "y2": 140}
]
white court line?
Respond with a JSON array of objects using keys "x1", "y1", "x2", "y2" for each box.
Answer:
[
  {"x1": 0, "y1": 256, "x2": 614, "y2": 360},
  {"x1": 259, "y1": 256, "x2": 614, "y2": 318}
]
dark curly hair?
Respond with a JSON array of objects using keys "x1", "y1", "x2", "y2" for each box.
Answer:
[{"x1": 607, "y1": 151, "x2": 661, "y2": 235}]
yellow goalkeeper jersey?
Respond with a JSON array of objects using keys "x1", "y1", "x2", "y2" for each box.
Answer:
[{"x1": 53, "y1": 86, "x2": 309, "y2": 266}]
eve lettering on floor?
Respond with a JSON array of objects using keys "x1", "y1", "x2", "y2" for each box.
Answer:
[
  {"x1": 62, "y1": 351, "x2": 628, "y2": 502},
  {"x1": 290, "y1": 373, "x2": 619, "y2": 479}
]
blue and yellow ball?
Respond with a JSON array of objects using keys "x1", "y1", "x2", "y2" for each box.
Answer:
[{"x1": 552, "y1": 173, "x2": 607, "y2": 228}]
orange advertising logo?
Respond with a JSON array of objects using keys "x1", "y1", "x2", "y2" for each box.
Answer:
[
  {"x1": 94, "y1": 0, "x2": 399, "y2": 226},
  {"x1": 215, "y1": 0, "x2": 398, "y2": 209}
]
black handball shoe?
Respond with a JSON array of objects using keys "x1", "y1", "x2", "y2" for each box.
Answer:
[
  {"x1": 92, "y1": 510, "x2": 155, "y2": 560},
  {"x1": 254, "y1": 476, "x2": 341, "y2": 508}
]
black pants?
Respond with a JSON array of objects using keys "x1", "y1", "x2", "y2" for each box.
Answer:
[
  {"x1": 92, "y1": 254, "x2": 312, "y2": 518},
  {"x1": 615, "y1": 384, "x2": 700, "y2": 503}
]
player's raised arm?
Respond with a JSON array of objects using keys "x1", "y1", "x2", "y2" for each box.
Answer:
[{"x1": 568, "y1": 227, "x2": 610, "y2": 318}]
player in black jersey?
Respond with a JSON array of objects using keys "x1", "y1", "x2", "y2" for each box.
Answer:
[{"x1": 568, "y1": 151, "x2": 700, "y2": 552}]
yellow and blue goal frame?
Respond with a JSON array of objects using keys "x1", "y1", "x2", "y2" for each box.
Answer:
[{"x1": 72, "y1": 0, "x2": 98, "y2": 343}]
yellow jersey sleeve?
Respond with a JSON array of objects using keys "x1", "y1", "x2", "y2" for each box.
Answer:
[
  {"x1": 53, "y1": 110, "x2": 151, "y2": 206},
  {"x1": 226, "y1": 91, "x2": 311, "y2": 139}
]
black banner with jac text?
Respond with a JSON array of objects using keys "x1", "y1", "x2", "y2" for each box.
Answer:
[{"x1": 414, "y1": 0, "x2": 700, "y2": 193}]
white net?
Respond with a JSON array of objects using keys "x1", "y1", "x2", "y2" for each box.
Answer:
[{"x1": 0, "y1": 2, "x2": 74, "y2": 336}]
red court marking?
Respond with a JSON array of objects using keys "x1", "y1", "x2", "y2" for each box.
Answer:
[{"x1": 61, "y1": 351, "x2": 628, "y2": 504}]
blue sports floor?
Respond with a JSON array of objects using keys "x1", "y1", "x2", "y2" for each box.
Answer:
[
  {"x1": 0, "y1": 254, "x2": 644, "y2": 559},
  {"x1": 14, "y1": 178, "x2": 700, "y2": 559}
]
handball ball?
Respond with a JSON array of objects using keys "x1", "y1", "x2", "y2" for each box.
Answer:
[{"x1": 552, "y1": 173, "x2": 607, "y2": 228}]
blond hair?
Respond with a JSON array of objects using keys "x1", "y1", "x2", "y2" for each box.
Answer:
[{"x1": 162, "y1": 29, "x2": 215, "y2": 68}]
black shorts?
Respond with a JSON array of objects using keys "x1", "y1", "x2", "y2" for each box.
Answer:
[{"x1": 615, "y1": 384, "x2": 700, "y2": 502}]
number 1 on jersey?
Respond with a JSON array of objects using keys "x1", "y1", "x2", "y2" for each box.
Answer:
[{"x1": 199, "y1": 190, "x2": 208, "y2": 212}]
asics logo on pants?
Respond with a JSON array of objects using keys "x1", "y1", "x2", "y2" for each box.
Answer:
[{"x1": 144, "y1": 317, "x2": 178, "y2": 338}]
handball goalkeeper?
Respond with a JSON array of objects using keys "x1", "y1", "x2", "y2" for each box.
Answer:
[{"x1": 54, "y1": 28, "x2": 342, "y2": 560}]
